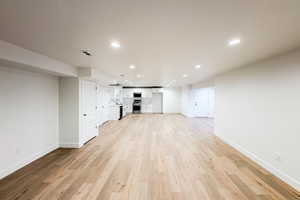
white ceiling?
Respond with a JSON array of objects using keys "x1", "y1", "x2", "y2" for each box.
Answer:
[{"x1": 1, "y1": 0, "x2": 300, "y2": 86}]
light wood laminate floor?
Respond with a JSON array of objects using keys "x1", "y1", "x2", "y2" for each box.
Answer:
[{"x1": 0, "y1": 114, "x2": 299, "y2": 200}]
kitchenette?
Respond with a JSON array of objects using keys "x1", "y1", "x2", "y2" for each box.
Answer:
[
  {"x1": 106, "y1": 86, "x2": 181, "y2": 121},
  {"x1": 122, "y1": 87, "x2": 164, "y2": 115}
]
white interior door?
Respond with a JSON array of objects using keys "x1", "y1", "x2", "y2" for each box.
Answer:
[
  {"x1": 97, "y1": 86, "x2": 107, "y2": 126},
  {"x1": 82, "y1": 81, "x2": 98, "y2": 143},
  {"x1": 152, "y1": 92, "x2": 163, "y2": 113},
  {"x1": 96, "y1": 85, "x2": 102, "y2": 126},
  {"x1": 194, "y1": 88, "x2": 209, "y2": 117}
]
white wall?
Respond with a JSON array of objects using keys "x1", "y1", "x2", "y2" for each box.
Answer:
[
  {"x1": 181, "y1": 83, "x2": 215, "y2": 118},
  {"x1": 215, "y1": 48, "x2": 300, "y2": 191},
  {"x1": 207, "y1": 88, "x2": 215, "y2": 118},
  {"x1": 0, "y1": 65, "x2": 59, "y2": 179},
  {"x1": 163, "y1": 88, "x2": 182, "y2": 113},
  {"x1": 0, "y1": 40, "x2": 77, "y2": 76},
  {"x1": 59, "y1": 77, "x2": 80, "y2": 148}
]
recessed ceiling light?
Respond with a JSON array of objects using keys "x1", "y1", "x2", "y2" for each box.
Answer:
[
  {"x1": 195, "y1": 65, "x2": 201, "y2": 69},
  {"x1": 110, "y1": 41, "x2": 121, "y2": 48},
  {"x1": 228, "y1": 38, "x2": 241, "y2": 46},
  {"x1": 182, "y1": 74, "x2": 188, "y2": 78},
  {"x1": 137, "y1": 74, "x2": 141, "y2": 78},
  {"x1": 129, "y1": 65, "x2": 136, "y2": 69}
]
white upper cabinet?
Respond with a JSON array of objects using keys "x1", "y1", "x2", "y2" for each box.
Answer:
[
  {"x1": 123, "y1": 89, "x2": 133, "y2": 98},
  {"x1": 123, "y1": 88, "x2": 153, "y2": 98},
  {"x1": 121, "y1": 88, "x2": 164, "y2": 114},
  {"x1": 114, "y1": 87, "x2": 122, "y2": 99},
  {"x1": 122, "y1": 89, "x2": 128, "y2": 98},
  {"x1": 142, "y1": 89, "x2": 152, "y2": 98}
]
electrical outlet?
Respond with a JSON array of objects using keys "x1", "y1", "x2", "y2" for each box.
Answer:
[
  {"x1": 15, "y1": 148, "x2": 20, "y2": 155},
  {"x1": 274, "y1": 153, "x2": 282, "y2": 162}
]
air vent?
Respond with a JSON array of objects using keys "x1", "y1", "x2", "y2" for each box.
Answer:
[
  {"x1": 109, "y1": 83, "x2": 122, "y2": 87},
  {"x1": 81, "y1": 50, "x2": 92, "y2": 56}
]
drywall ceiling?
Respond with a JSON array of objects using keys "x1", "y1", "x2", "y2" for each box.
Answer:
[{"x1": 1, "y1": 0, "x2": 300, "y2": 86}]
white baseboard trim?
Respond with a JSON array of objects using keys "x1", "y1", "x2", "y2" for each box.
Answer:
[
  {"x1": 60, "y1": 143, "x2": 83, "y2": 148},
  {"x1": 180, "y1": 112, "x2": 193, "y2": 117},
  {"x1": 217, "y1": 134, "x2": 300, "y2": 192},
  {"x1": 181, "y1": 112, "x2": 214, "y2": 119},
  {"x1": 0, "y1": 145, "x2": 58, "y2": 180}
]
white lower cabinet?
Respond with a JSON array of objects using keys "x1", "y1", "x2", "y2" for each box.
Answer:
[
  {"x1": 141, "y1": 104, "x2": 152, "y2": 113},
  {"x1": 125, "y1": 103, "x2": 132, "y2": 114},
  {"x1": 123, "y1": 98, "x2": 133, "y2": 114},
  {"x1": 146, "y1": 105, "x2": 152, "y2": 113},
  {"x1": 141, "y1": 104, "x2": 146, "y2": 113},
  {"x1": 109, "y1": 105, "x2": 120, "y2": 120}
]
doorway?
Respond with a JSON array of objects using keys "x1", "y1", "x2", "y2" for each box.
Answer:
[
  {"x1": 152, "y1": 92, "x2": 163, "y2": 113},
  {"x1": 81, "y1": 80, "x2": 98, "y2": 143},
  {"x1": 192, "y1": 87, "x2": 215, "y2": 118}
]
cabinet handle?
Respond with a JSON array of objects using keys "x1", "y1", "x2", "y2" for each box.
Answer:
[{"x1": 83, "y1": 114, "x2": 87, "y2": 116}]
